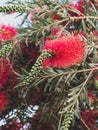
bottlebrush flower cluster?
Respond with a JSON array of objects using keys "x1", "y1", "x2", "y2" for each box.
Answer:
[
  {"x1": 88, "y1": 92, "x2": 97, "y2": 102},
  {"x1": 21, "y1": 42, "x2": 40, "y2": 64},
  {"x1": 0, "y1": 25, "x2": 17, "y2": 41},
  {"x1": 0, "y1": 58, "x2": 12, "y2": 88},
  {"x1": 43, "y1": 35, "x2": 86, "y2": 68},
  {"x1": 81, "y1": 109, "x2": 98, "y2": 129},
  {"x1": 69, "y1": 0, "x2": 84, "y2": 16},
  {"x1": 0, "y1": 91, "x2": 8, "y2": 111},
  {"x1": 32, "y1": 111, "x2": 53, "y2": 130}
]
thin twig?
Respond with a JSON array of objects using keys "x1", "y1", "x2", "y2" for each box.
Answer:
[
  {"x1": 70, "y1": 16, "x2": 98, "y2": 20},
  {"x1": 81, "y1": 118, "x2": 90, "y2": 130},
  {"x1": 71, "y1": 68, "x2": 94, "y2": 111},
  {"x1": 58, "y1": 101, "x2": 65, "y2": 130},
  {"x1": 58, "y1": 113, "x2": 63, "y2": 130},
  {"x1": 39, "y1": 67, "x2": 98, "y2": 79},
  {"x1": 87, "y1": 45, "x2": 98, "y2": 48},
  {"x1": 58, "y1": 20, "x2": 71, "y2": 37},
  {"x1": 28, "y1": 18, "x2": 68, "y2": 36}
]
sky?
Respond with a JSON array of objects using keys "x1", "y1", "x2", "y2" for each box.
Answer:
[{"x1": 0, "y1": 1, "x2": 23, "y2": 26}]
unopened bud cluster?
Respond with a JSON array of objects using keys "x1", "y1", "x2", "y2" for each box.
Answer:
[
  {"x1": 0, "y1": 44, "x2": 13, "y2": 58},
  {"x1": 23, "y1": 50, "x2": 51, "y2": 85},
  {"x1": 0, "y1": 5, "x2": 26, "y2": 13},
  {"x1": 62, "y1": 111, "x2": 73, "y2": 130}
]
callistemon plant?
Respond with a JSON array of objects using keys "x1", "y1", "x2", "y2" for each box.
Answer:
[{"x1": 0, "y1": 0, "x2": 98, "y2": 130}]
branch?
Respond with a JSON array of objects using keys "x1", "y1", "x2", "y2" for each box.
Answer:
[{"x1": 69, "y1": 16, "x2": 98, "y2": 20}]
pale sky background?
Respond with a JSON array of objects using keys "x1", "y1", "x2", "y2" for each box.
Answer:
[{"x1": 0, "y1": 1, "x2": 24, "y2": 26}]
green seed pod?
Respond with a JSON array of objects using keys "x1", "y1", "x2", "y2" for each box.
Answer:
[
  {"x1": 23, "y1": 50, "x2": 51, "y2": 85},
  {"x1": 61, "y1": 111, "x2": 73, "y2": 130},
  {"x1": 0, "y1": 44, "x2": 13, "y2": 58},
  {"x1": 0, "y1": 4, "x2": 27, "y2": 13}
]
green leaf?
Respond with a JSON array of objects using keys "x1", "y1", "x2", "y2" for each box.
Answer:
[
  {"x1": 87, "y1": 18, "x2": 95, "y2": 28},
  {"x1": 69, "y1": 7, "x2": 82, "y2": 15},
  {"x1": 13, "y1": 71, "x2": 24, "y2": 78},
  {"x1": 59, "y1": 103, "x2": 73, "y2": 114},
  {"x1": 82, "y1": 19, "x2": 86, "y2": 32},
  {"x1": 67, "y1": 95, "x2": 76, "y2": 103}
]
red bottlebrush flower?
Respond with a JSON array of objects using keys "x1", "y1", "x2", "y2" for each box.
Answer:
[
  {"x1": 0, "y1": 58, "x2": 12, "y2": 88},
  {"x1": 53, "y1": 14, "x2": 61, "y2": 20},
  {"x1": 43, "y1": 35, "x2": 86, "y2": 68},
  {"x1": 9, "y1": 73, "x2": 19, "y2": 88},
  {"x1": 0, "y1": 91, "x2": 8, "y2": 111},
  {"x1": 21, "y1": 43, "x2": 40, "y2": 66},
  {"x1": 81, "y1": 109, "x2": 98, "y2": 129},
  {"x1": 38, "y1": 123, "x2": 54, "y2": 130},
  {"x1": 32, "y1": 111, "x2": 54, "y2": 130},
  {"x1": 88, "y1": 92, "x2": 97, "y2": 102},
  {"x1": 0, "y1": 25, "x2": 17, "y2": 41},
  {"x1": 73, "y1": 31, "x2": 87, "y2": 38},
  {"x1": 31, "y1": 88, "x2": 43, "y2": 105},
  {"x1": 66, "y1": 0, "x2": 84, "y2": 16}
]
